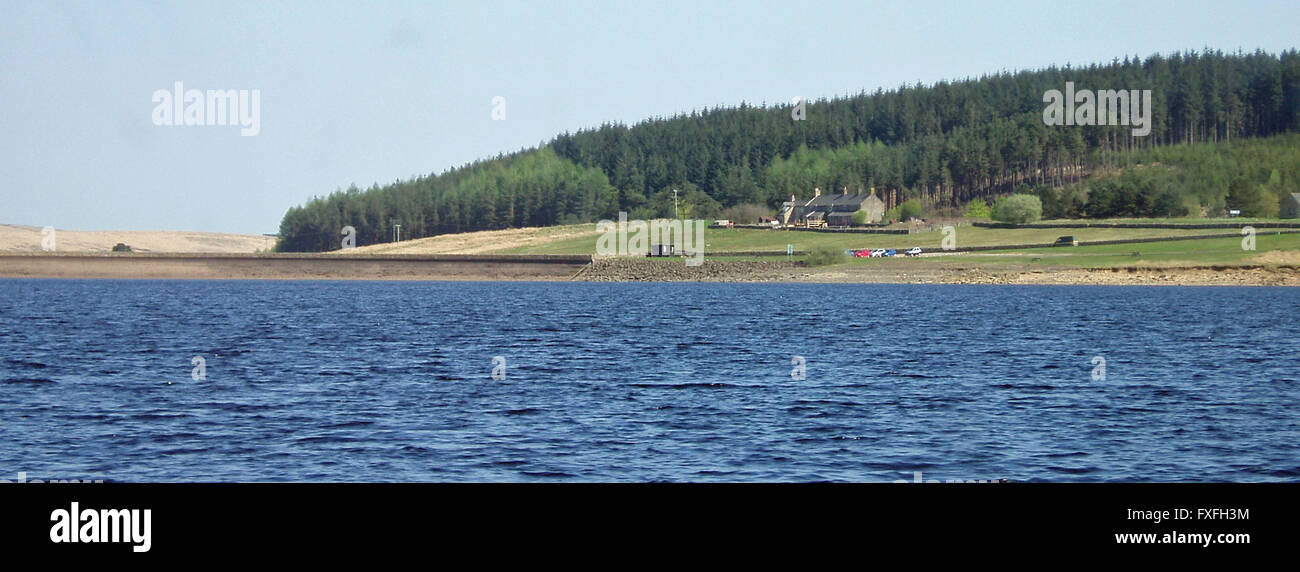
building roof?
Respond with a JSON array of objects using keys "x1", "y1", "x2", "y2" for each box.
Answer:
[
  {"x1": 792, "y1": 190, "x2": 886, "y2": 219},
  {"x1": 831, "y1": 193, "x2": 884, "y2": 210},
  {"x1": 804, "y1": 194, "x2": 838, "y2": 208},
  {"x1": 830, "y1": 194, "x2": 858, "y2": 207}
]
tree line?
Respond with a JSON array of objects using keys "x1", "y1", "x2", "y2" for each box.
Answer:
[
  {"x1": 276, "y1": 149, "x2": 616, "y2": 252},
  {"x1": 278, "y1": 49, "x2": 1300, "y2": 251}
]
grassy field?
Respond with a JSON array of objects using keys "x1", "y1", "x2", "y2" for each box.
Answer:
[
  {"x1": 1018, "y1": 217, "x2": 1289, "y2": 225},
  {"x1": 488, "y1": 221, "x2": 1300, "y2": 269},
  {"x1": 973, "y1": 233, "x2": 1300, "y2": 268},
  {"x1": 494, "y1": 224, "x2": 1284, "y2": 255},
  {"x1": 825, "y1": 233, "x2": 1300, "y2": 269}
]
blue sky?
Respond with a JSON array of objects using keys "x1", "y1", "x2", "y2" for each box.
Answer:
[{"x1": 1, "y1": 0, "x2": 1297, "y2": 234}]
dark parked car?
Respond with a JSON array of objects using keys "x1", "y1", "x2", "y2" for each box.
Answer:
[{"x1": 1054, "y1": 236, "x2": 1077, "y2": 246}]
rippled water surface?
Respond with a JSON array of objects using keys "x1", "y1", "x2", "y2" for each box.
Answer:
[{"x1": 1, "y1": 279, "x2": 1296, "y2": 482}]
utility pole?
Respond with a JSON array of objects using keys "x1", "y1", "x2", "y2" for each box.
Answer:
[{"x1": 673, "y1": 189, "x2": 680, "y2": 219}]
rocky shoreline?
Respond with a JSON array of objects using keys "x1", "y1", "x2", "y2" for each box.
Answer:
[
  {"x1": 580, "y1": 258, "x2": 802, "y2": 282},
  {"x1": 581, "y1": 258, "x2": 1300, "y2": 286}
]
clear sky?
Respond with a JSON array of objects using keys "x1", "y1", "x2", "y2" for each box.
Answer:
[{"x1": 1, "y1": 0, "x2": 1296, "y2": 234}]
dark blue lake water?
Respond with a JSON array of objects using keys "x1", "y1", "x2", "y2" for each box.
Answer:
[{"x1": 1, "y1": 279, "x2": 1296, "y2": 482}]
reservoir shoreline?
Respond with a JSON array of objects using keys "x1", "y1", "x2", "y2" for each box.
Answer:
[{"x1": 1, "y1": 253, "x2": 1298, "y2": 286}]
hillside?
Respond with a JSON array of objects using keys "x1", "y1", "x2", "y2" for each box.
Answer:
[
  {"x1": 336, "y1": 225, "x2": 600, "y2": 256},
  {"x1": 276, "y1": 49, "x2": 1300, "y2": 252},
  {"x1": 0, "y1": 225, "x2": 270, "y2": 253}
]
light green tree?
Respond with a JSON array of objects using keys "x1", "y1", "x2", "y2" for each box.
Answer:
[
  {"x1": 964, "y1": 199, "x2": 992, "y2": 219},
  {"x1": 993, "y1": 194, "x2": 1043, "y2": 224}
]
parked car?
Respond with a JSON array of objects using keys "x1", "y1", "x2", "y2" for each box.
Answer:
[
  {"x1": 905, "y1": 247, "x2": 923, "y2": 257},
  {"x1": 869, "y1": 249, "x2": 887, "y2": 257},
  {"x1": 852, "y1": 249, "x2": 872, "y2": 258},
  {"x1": 1054, "y1": 235, "x2": 1077, "y2": 246},
  {"x1": 883, "y1": 249, "x2": 897, "y2": 257}
]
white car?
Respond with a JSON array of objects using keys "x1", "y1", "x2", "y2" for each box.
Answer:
[
  {"x1": 905, "y1": 247, "x2": 923, "y2": 257},
  {"x1": 869, "y1": 249, "x2": 887, "y2": 258}
]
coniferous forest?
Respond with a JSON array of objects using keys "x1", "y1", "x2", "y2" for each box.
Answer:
[{"x1": 276, "y1": 49, "x2": 1300, "y2": 252}]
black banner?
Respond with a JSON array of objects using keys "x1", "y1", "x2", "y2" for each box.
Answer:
[{"x1": 0, "y1": 483, "x2": 1285, "y2": 559}]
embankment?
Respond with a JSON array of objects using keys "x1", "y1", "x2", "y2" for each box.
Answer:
[{"x1": 0, "y1": 253, "x2": 592, "y2": 281}]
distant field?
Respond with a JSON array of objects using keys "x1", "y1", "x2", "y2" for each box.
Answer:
[
  {"x1": 0, "y1": 224, "x2": 271, "y2": 253},
  {"x1": 973, "y1": 232, "x2": 1300, "y2": 268},
  {"x1": 1023, "y1": 217, "x2": 1290, "y2": 225},
  {"x1": 476, "y1": 220, "x2": 1300, "y2": 271},
  {"x1": 794, "y1": 233, "x2": 1299, "y2": 269}
]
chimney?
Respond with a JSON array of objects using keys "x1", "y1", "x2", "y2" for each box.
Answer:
[
  {"x1": 842, "y1": 186, "x2": 849, "y2": 195},
  {"x1": 813, "y1": 187, "x2": 821, "y2": 198}
]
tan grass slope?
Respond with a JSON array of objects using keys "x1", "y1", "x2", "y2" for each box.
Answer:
[
  {"x1": 0, "y1": 224, "x2": 270, "y2": 253},
  {"x1": 338, "y1": 224, "x2": 599, "y2": 255}
]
